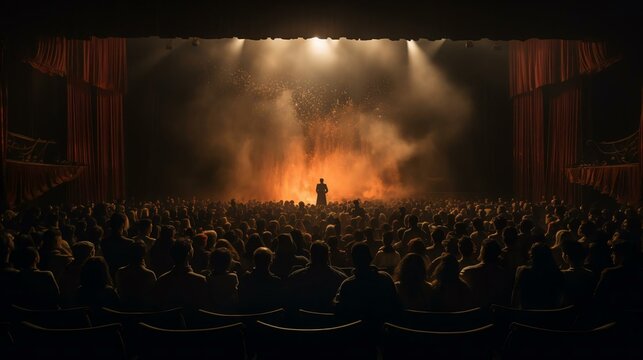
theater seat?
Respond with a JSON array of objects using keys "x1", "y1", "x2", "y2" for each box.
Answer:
[
  {"x1": 255, "y1": 320, "x2": 373, "y2": 360},
  {"x1": 295, "y1": 309, "x2": 353, "y2": 328},
  {"x1": 13, "y1": 321, "x2": 125, "y2": 360},
  {"x1": 394, "y1": 307, "x2": 490, "y2": 331},
  {"x1": 502, "y1": 322, "x2": 617, "y2": 360},
  {"x1": 187, "y1": 307, "x2": 285, "y2": 328},
  {"x1": 10, "y1": 304, "x2": 91, "y2": 328},
  {"x1": 490, "y1": 304, "x2": 577, "y2": 335},
  {"x1": 94, "y1": 307, "x2": 186, "y2": 357},
  {"x1": 137, "y1": 322, "x2": 246, "y2": 360},
  {"x1": 381, "y1": 322, "x2": 495, "y2": 360}
]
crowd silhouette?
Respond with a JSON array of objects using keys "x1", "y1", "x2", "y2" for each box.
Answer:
[{"x1": 1, "y1": 197, "x2": 642, "y2": 358}]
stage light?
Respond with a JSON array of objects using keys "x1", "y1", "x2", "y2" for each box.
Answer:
[
  {"x1": 465, "y1": 40, "x2": 474, "y2": 48},
  {"x1": 309, "y1": 37, "x2": 330, "y2": 55}
]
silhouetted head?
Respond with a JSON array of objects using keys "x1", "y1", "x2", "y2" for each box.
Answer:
[
  {"x1": 433, "y1": 254, "x2": 460, "y2": 284},
  {"x1": 396, "y1": 253, "x2": 427, "y2": 285},
  {"x1": 310, "y1": 240, "x2": 330, "y2": 266},
  {"x1": 127, "y1": 241, "x2": 147, "y2": 265},
  {"x1": 320, "y1": 178, "x2": 324, "y2": 183},
  {"x1": 170, "y1": 239, "x2": 193, "y2": 266},
  {"x1": 351, "y1": 242, "x2": 372, "y2": 268},
  {"x1": 480, "y1": 238, "x2": 501, "y2": 263},
  {"x1": 253, "y1": 247, "x2": 273, "y2": 271},
  {"x1": 80, "y1": 256, "x2": 112, "y2": 288},
  {"x1": 72, "y1": 241, "x2": 95, "y2": 264},
  {"x1": 211, "y1": 247, "x2": 232, "y2": 274}
]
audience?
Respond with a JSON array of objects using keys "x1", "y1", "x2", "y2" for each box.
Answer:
[
  {"x1": 334, "y1": 242, "x2": 399, "y2": 323},
  {"x1": 430, "y1": 254, "x2": 473, "y2": 311},
  {"x1": 0, "y1": 196, "x2": 641, "y2": 348},
  {"x1": 512, "y1": 243, "x2": 564, "y2": 309},
  {"x1": 77, "y1": 256, "x2": 120, "y2": 309},
  {"x1": 154, "y1": 239, "x2": 208, "y2": 310},
  {"x1": 394, "y1": 253, "x2": 433, "y2": 310},
  {"x1": 59, "y1": 241, "x2": 95, "y2": 306},
  {"x1": 115, "y1": 241, "x2": 157, "y2": 310},
  {"x1": 238, "y1": 247, "x2": 283, "y2": 312},
  {"x1": 288, "y1": 241, "x2": 347, "y2": 311},
  {"x1": 204, "y1": 247, "x2": 239, "y2": 312},
  {"x1": 461, "y1": 239, "x2": 511, "y2": 307}
]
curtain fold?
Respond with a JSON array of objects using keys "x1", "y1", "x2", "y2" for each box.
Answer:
[
  {"x1": 513, "y1": 89, "x2": 545, "y2": 201},
  {"x1": 0, "y1": 43, "x2": 8, "y2": 209},
  {"x1": 567, "y1": 164, "x2": 640, "y2": 205},
  {"x1": 96, "y1": 89, "x2": 125, "y2": 200},
  {"x1": 6, "y1": 160, "x2": 85, "y2": 206},
  {"x1": 546, "y1": 83, "x2": 581, "y2": 204},
  {"x1": 24, "y1": 36, "x2": 127, "y2": 204},
  {"x1": 578, "y1": 41, "x2": 622, "y2": 75},
  {"x1": 26, "y1": 37, "x2": 67, "y2": 76},
  {"x1": 66, "y1": 81, "x2": 96, "y2": 203},
  {"x1": 88, "y1": 38, "x2": 127, "y2": 93}
]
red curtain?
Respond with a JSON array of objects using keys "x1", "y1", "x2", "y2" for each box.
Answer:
[
  {"x1": 513, "y1": 89, "x2": 545, "y2": 201},
  {"x1": 510, "y1": 40, "x2": 621, "y2": 97},
  {"x1": 24, "y1": 37, "x2": 127, "y2": 204},
  {"x1": 96, "y1": 89, "x2": 125, "y2": 200},
  {"x1": 6, "y1": 160, "x2": 85, "y2": 206},
  {"x1": 0, "y1": 43, "x2": 8, "y2": 209},
  {"x1": 509, "y1": 40, "x2": 579, "y2": 97},
  {"x1": 546, "y1": 84, "x2": 582, "y2": 204},
  {"x1": 26, "y1": 37, "x2": 67, "y2": 76},
  {"x1": 567, "y1": 165, "x2": 640, "y2": 205},
  {"x1": 578, "y1": 41, "x2": 622, "y2": 75},
  {"x1": 87, "y1": 38, "x2": 127, "y2": 93},
  {"x1": 66, "y1": 81, "x2": 97, "y2": 202}
]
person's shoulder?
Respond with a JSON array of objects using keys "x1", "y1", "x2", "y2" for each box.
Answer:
[
  {"x1": 461, "y1": 262, "x2": 483, "y2": 274},
  {"x1": 288, "y1": 266, "x2": 309, "y2": 280},
  {"x1": 188, "y1": 271, "x2": 207, "y2": 282}
]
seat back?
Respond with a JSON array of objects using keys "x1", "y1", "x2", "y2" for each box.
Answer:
[
  {"x1": 295, "y1": 309, "x2": 354, "y2": 328},
  {"x1": 11, "y1": 305, "x2": 91, "y2": 328},
  {"x1": 137, "y1": 322, "x2": 246, "y2": 360},
  {"x1": 255, "y1": 320, "x2": 373, "y2": 360},
  {"x1": 13, "y1": 321, "x2": 125, "y2": 360},
  {"x1": 95, "y1": 307, "x2": 186, "y2": 328},
  {"x1": 395, "y1": 307, "x2": 490, "y2": 331},
  {"x1": 188, "y1": 308, "x2": 285, "y2": 328},
  {"x1": 503, "y1": 322, "x2": 618, "y2": 360},
  {"x1": 94, "y1": 307, "x2": 186, "y2": 357},
  {"x1": 381, "y1": 322, "x2": 495, "y2": 360},
  {"x1": 491, "y1": 304, "x2": 576, "y2": 333}
]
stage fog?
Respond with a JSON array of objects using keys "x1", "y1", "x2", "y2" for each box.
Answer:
[{"x1": 126, "y1": 38, "x2": 511, "y2": 202}]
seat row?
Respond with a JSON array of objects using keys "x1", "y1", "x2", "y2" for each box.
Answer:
[{"x1": 2, "y1": 304, "x2": 642, "y2": 360}]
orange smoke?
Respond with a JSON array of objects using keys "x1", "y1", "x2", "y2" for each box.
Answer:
[{"x1": 235, "y1": 105, "x2": 415, "y2": 203}]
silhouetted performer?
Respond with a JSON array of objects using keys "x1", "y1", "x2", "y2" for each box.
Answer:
[{"x1": 316, "y1": 178, "x2": 328, "y2": 206}]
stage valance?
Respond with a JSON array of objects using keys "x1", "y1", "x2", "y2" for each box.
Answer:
[
  {"x1": 6, "y1": 160, "x2": 85, "y2": 206},
  {"x1": 566, "y1": 164, "x2": 641, "y2": 205}
]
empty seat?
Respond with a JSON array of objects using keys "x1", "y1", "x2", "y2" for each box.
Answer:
[
  {"x1": 10, "y1": 305, "x2": 91, "y2": 328},
  {"x1": 255, "y1": 319, "x2": 374, "y2": 360},
  {"x1": 137, "y1": 322, "x2": 246, "y2": 360},
  {"x1": 382, "y1": 322, "x2": 495, "y2": 360},
  {"x1": 13, "y1": 321, "x2": 125, "y2": 360},
  {"x1": 502, "y1": 322, "x2": 618, "y2": 360},
  {"x1": 394, "y1": 307, "x2": 490, "y2": 331}
]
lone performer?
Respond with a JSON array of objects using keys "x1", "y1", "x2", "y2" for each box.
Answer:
[{"x1": 316, "y1": 178, "x2": 328, "y2": 206}]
